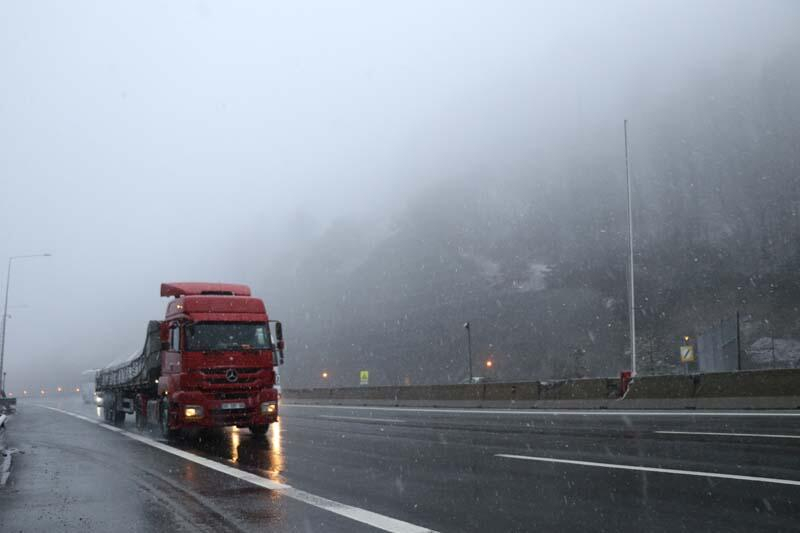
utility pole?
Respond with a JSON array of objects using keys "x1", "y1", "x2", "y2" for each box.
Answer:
[
  {"x1": 771, "y1": 333, "x2": 776, "y2": 368},
  {"x1": 624, "y1": 120, "x2": 637, "y2": 375},
  {"x1": 464, "y1": 322, "x2": 473, "y2": 382},
  {"x1": 0, "y1": 259, "x2": 14, "y2": 394},
  {"x1": 736, "y1": 310, "x2": 742, "y2": 371}
]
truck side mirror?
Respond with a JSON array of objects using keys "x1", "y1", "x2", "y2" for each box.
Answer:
[{"x1": 274, "y1": 321, "x2": 285, "y2": 365}]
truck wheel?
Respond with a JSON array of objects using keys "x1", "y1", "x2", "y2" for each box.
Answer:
[
  {"x1": 249, "y1": 425, "x2": 268, "y2": 438},
  {"x1": 160, "y1": 401, "x2": 177, "y2": 440},
  {"x1": 103, "y1": 394, "x2": 114, "y2": 422},
  {"x1": 134, "y1": 395, "x2": 146, "y2": 431},
  {"x1": 135, "y1": 408, "x2": 145, "y2": 431}
]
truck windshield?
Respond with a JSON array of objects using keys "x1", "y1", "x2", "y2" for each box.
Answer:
[{"x1": 185, "y1": 322, "x2": 271, "y2": 352}]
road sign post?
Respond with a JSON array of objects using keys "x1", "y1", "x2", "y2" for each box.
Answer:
[
  {"x1": 680, "y1": 344, "x2": 695, "y2": 375},
  {"x1": 679, "y1": 345, "x2": 695, "y2": 363}
]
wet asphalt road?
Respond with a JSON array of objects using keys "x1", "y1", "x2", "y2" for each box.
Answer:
[{"x1": 2, "y1": 398, "x2": 800, "y2": 532}]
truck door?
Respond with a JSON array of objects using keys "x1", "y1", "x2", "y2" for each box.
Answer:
[{"x1": 164, "y1": 321, "x2": 182, "y2": 375}]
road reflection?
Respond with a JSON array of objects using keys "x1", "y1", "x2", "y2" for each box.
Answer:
[
  {"x1": 267, "y1": 420, "x2": 284, "y2": 482},
  {"x1": 230, "y1": 426, "x2": 240, "y2": 463},
  {"x1": 178, "y1": 421, "x2": 286, "y2": 484}
]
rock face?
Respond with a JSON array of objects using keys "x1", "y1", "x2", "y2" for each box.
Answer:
[{"x1": 266, "y1": 47, "x2": 800, "y2": 388}]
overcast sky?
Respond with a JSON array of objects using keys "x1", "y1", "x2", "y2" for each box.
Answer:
[{"x1": 1, "y1": 1, "x2": 797, "y2": 393}]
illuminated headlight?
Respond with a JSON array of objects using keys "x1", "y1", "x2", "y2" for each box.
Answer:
[
  {"x1": 95, "y1": 395, "x2": 103, "y2": 405},
  {"x1": 184, "y1": 405, "x2": 204, "y2": 418},
  {"x1": 260, "y1": 402, "x2": 277, "y2": 415}
]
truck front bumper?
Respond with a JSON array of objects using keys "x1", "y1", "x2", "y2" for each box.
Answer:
[{"x1": 172, "y1": 390, "x2": 278, "y2": 428}]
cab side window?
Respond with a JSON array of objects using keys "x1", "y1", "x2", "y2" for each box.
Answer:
[{"x1": 170, "y1": 324, "x2": 180, "y2": 351}]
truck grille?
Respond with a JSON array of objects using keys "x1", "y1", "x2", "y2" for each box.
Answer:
[
  {"x1": 195, "y1": 367, "x2": 268, "y2": 388},
  {"x1": 212, "y1": 392, "x2": 250, "y2": 400},
  {"x1": 206, "y1": 377, "x2": 257, "y2": 385},
  {"x1": 198, "y1": 368, "x2": 262, "y2": 375}
]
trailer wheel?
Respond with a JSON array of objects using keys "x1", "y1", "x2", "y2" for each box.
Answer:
[
  {"x1": 103, "y1": 393, "x2": 117, "y2": 423},
  {"x1": 249, "y1": 425, "x2": 268, "y2": 438},
  {"x1": 134, "y1": 394, "x2": 149, "y2": 431},
  {"x1": 135, "y1": 403, "x2": 145, "y2": 432},
  {"x1": 160, "y1": 400, "x2": 177, "y2": 440}
]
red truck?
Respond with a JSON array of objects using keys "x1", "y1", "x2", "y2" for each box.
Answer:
[{"x1": 95, "y1": 282, "x2": 284, "y2": 438}]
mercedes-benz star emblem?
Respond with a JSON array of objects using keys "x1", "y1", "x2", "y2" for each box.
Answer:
[{"x1": 225, "y1": 368, "x2": 238, "y2": 383}]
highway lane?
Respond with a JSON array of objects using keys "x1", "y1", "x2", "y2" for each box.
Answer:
[
  {"x1": 266, "y1": 404, "x2": 800, "y2": 532},
  {"x1": 0, "y1": 402, "x2": 388, "y2": 532},
  {"x1": 3, "y1": 398, "x2": 800, "y2": 532}
]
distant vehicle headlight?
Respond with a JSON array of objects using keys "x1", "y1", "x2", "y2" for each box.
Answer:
[
  {"x1": 260, "y1": 401, "x2": 277, "y2": 415},
  {"x1": 95, "y1": 395, "x2": 103, "y2": 405},
  {"x1": 184, "y1": 405, "x2": 204, "y2": 418}
]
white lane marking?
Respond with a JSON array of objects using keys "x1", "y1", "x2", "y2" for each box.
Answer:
[
  {"x1": 284, "y1": 403, "x2": 800, "y2": 417},
  {"x1": 495, "y1": 454, "x2": 800, "y2": 487},
  {"x1": 656, "y1": 430, "x2": 800, "y2": 440},
  {"x1": 38, "y1": 406, "x2": 436, "y2": 533},
  {"x1": 319, "y1": 415, "x2": 405, "y2": 424}
]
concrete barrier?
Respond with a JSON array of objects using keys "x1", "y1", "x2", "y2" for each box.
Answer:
[
  {"x1": 281, "y1": 369, "x2": 800, "y2": 410},
  {"x1": 283, "y1": 378, "x2": 617, "y2": 408},
  {"x1": 482, "y1": 382, "x2": 540, "y2": 408},
  {"x1": 539, "y1": 378, "x2": 618, "y2": 401},
  {"x1": 624, "y1": 375, "x2": 696, "y2": 399},
  {"x1": 695, "y1": 368, "x2": 800, "y2": 398},
  {"x1": 329, "y1": 386, "x2": 396, "y2": 401}
]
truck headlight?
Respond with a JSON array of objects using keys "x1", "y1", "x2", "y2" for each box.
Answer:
[
  {"x1": 260, "y1": 401, "x2": 277, "y2": 415},
  {"x1": 184, "y1": 405, "x2": 204, "y2": 418}
]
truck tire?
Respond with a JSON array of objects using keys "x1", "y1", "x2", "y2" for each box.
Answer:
[
  {"x1": 160, "y1": 401, "x2": 177, "y2": 440},
  {"x1": 134, "y1": 395, "x2": 146, "y2": 431},
  {"x1": 249, "y1": 425, "x2": 268, "y2": 438},
  {"x1": 104, "y1": 393, "x2": 116, "y2": 423}
]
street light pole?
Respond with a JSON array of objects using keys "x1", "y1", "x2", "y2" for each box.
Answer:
[
  {"x1": 464, "y1": 322, "x2": 473, "y2": 382},
  {"x1": 0, "y1": 253, "x2": 51, "y2": 393},
  {"x1": 624, "y1": 120, "x2": 637, "y2": 376}
]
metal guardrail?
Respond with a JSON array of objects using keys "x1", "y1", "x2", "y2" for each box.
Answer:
[
  {"x1": 0, "y1": 414, "x2": 7, "y2": 446},
  {"x1": 0, "y1": 413, "x2": 11, "y2": 487},
  {"x1": 0, "y1": 398, "x2": 16, "y2": 413}
]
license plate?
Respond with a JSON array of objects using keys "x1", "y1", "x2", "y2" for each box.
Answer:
[{"x1": 221, "y1": 402, "x2": 245, "y2": 410}]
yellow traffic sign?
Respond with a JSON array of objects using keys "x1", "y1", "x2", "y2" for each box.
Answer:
[
  {"x1": 680, "y1": 345, "x2": 695, "y2": 363},
  {"x1": 359, "y1": 370, "x2": 369, "y2": 385}
]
